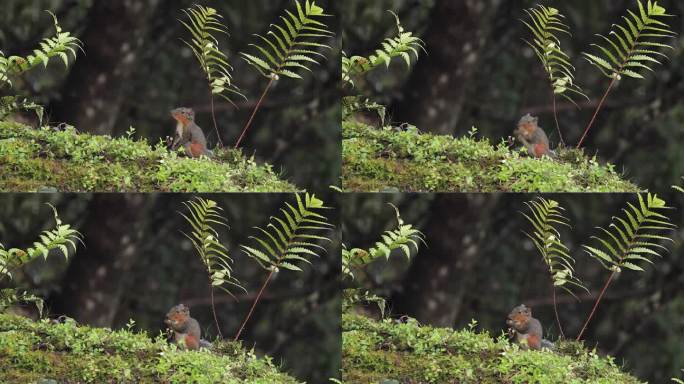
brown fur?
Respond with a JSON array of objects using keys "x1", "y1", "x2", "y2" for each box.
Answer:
[
  {"x1": 514, "y1": 114, "x2": 553, "y2": 158},
  {"x1": 164, "y1": 304, "x2": 202, "y2": 350}
]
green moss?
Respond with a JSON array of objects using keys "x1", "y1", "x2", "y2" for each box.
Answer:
[
  {"x1": 342, "y1": 313, "x2": 644, "y2": 384},
  {"x1": 342, "y1": 120, "x2": 640, "y2": 192},
  {"x1": 0, "y1": 121, "x2": 297, "y2": 192},
  {"x1": 0, "y1": 314, "x2": 298, "y2": 384}
]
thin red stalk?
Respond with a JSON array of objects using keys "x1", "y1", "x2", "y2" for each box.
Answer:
[
  {"x1": 552, "y1": 287, "x2": 565, "y2": 339},
  {"x1": 576, "y1": 271, "x2": 616, "y2": 341},
  {"x1": 551, "y1": 92, "x2": 564, "y2": 146},
  {"x1": 209, "y1": 94, "x2": 223, "y2": 148},
  {"x1": 233, "y1": 270, "x2": 274, "y2": 341},
  {"x1": 209, "y1": 286, "x2": 223, "y2": 339},
  {"x1": 234, "y1": 77, "x2": 275, "y2": 149},
  {"x1": 576, "y1": 77, "x2": 617, "y2": 149}
]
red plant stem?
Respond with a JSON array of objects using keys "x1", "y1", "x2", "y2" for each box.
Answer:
[
  {"x1": 233, "y1": 269, "x2": 274, "y2": 341},
  {"x1": 551, "y1": 92, "x2": 564, "y2": 146},
  {"x1": 209, "y1": 94, "x2": 223, "y2": 148},
  {"x1": 576, "y1": 78, "x2": 617, "y2": 149},
  {"x1": 552, "y1": 287, "x2": 565, "y2": 339},
  {"x1": 576, "y1": 270, "x2": 616, "y2": 341},
  {"x1": 234, "y1": 77, "x2": 275, "y2": 149},
  {"x1": 209, "y1": 286, "x2": 223, "y2": 339}
]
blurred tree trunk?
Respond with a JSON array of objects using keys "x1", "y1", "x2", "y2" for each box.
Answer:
[
  {"x1": 51, "y1": 194, "x2": 150, "y2": 326},
  {"x1": 51, "y1": 0, "x2": 161, "y2": 135},
  {"x1": 392, "y1": 0, "x2": 502, "y2": 135},
  {"x1": 391, "y1": 195, "x2": 497, "y2": 327}
]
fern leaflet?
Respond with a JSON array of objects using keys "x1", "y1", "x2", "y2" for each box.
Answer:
[
  {"x1": 522, "y1": 198, "x2": 587, "y2": 297},
  {"x1": 582, "y1": 0, "x2": 676, "y2": 81},
  {"x1": 0, "y1": 204, "x2": 82, "y2": 281},
  {"x1": 342, "y1": 204, "x2": 425, "y2": 280},
  {"x1": 180, "y1": 197, "x2": 244, "y2": 296},
  {"x1": 241, "y1": 193, "x2": 333, "y2": 272},
  {"x1": 582, "y1": 193, "x2": 675, "y2": 273},
  {"x1": 240, "y1": 0, "x2": 334, "y2": 80},
  {"x1": 522, "y1": 5, "x2": 588, "y2": 105},
  {"x1": 180, "y1": 5, "x2": 244, "y2": 105},
  {"x1": 342, "y1": 11, "x2": 425, "y2": 87},
  {"x1": 0, "y1": 11, "x2": 81, "y2": 87}
]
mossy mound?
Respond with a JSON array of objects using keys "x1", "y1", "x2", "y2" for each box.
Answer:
[
  {"x1": 0, "y1": 121, "x2": 297, "y2": 192},
  {"x1": 342, "y1": 120, "x2": 640, "y2": 192},
  {"x1": 342, "y1": 313, "x2": 643, "y2": 384},
  {"x1": 0, "y1": 314, "x2": 299, "y2": 384}
]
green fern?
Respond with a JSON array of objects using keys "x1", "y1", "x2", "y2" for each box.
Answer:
[
  {"x1": 582, "y1": 0, "x2": 675, "y2": 81},
  {"x1": 582, "y1": 193, "x2": 675, "y2": 273},
  {"x1": 0, "y1": 11, "x2": 81, "y2": 88},
  {"x1": 180, "y1": 5, "x2": 244, "y2": 105},
  {"x1": 522, "y1": 5, "x2": 588, "y2": 105},
  {"x1": 180, "y1": 197, "x2": 244, "y2": 296},
  {"x1": 342, "y1": 204, "x2": 425, "y2": 280},
  {"x1": 0, "y1": 204, "x2": 82, "y2": 281},
  {"x1": 342, "y1": 11, "x2": 425, "y2": 87},
  {"x1": 240, "y1": 0, "x2": 334, "y2": 80},
  {"x1": 522, "y1": 198, "x2": 588, "y2": 296},
  {"x1": 241, "y1": 193, "x2": 333, "y2": 272},
  {"x1": 576, "y1": 193, "x2": 676, "y2": 340},
  {"x1": 0, "y1": 204, "x2": 81, "y2": 317},
  {"x1": 673, "y1": 177, "x2": 684, "y2": 193},
  {"x1": 234, "y1": 193, "x2": 332, "y2": 341}
]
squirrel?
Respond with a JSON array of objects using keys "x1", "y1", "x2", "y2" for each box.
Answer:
[
  {"x1": 170, "y1": 107, "x2": 214, "y2": 159},
  {"x1": 506, "y1": 304, "x2": 555, "y2": 351},
  {"x1": 164, "y1": 304, "x2": 212, "y2": 350},
  {"x1": 514, "y1": 114, "x2": 556, "y2": 159}
]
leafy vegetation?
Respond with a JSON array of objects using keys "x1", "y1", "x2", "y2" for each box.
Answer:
[
  {"x1": 0, "y1": 121, "x2": 296, "y2": 192},
  {"x1": 521, "y1": 197, "x2": 587, "y2": 338},
  {"x1": 577, "y1": 0, "x2": 676, "y2": 147},
  {"x1": 521, "y1": 5, "x2": 587, "y2": 144},
  {"x1": 180, "y1": 197, "x2": 245, "y2": 339},
  {"x1": 342, "y1": 11, "x2": 424, "y2": 88},
  {"x1": 342, "y1": 313, "x2": 643, "y2": 384},
  {"x1": 234, "y1": 193, "x2": 333, "y2": 340},
  {"x1": 342, "y1": 204, "x2": 424, "y2": 317},
  {"x1": 0, "y1": 204, "x2": 81, "y2": 317},
  {"x1": 342, "y1": 120, "x2": 640, "y2": 192},
  {"x1": 235, "y1": 0, "x2": 334, "y2": 148},
  {"x1": 179, "y1": 4, "x2": 245, "y2": 147},
  {"x1": 577, "y1": 193, "x2": 676, "y2": 340},
  {"x1": 0, "y1": 11, "x2": 81, "y2": 122},
  {"x1": 0, "y1": 313, "x2": 298, "y2": 384}
]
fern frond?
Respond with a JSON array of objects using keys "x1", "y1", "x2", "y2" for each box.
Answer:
[
  {"x1": 180, "y1": 5, "x2": 245, "y2": 105},
  {"x1": 3, "y1": 11, "x2": 81, "y2": 78},
  {"x1": 342, "y1": 11, "x2": 425, "y2": 87},
  {"x1": 521, "y1": 197, "x2": 587, "y2": 297},
  {"x1": 522, "y1": 5, "x2": 588, "y2": 104},
  {"x1": 342, "y1": 204, "x2": 425, "y2": 280},
  {"x1": 582, "y1": 0, "x2": 676, "y2": 81},
  {"x1": 673, "y1": 177, "x2": 684, "y2": 193},
  {"x1": 241, "y1": 193, "x2": 333, "y2": 273},
  {"x1": 180, "y1": 197, "x2": 244, "y2": 296},
  {"x1": 582, "y1": 193, "x2": 676, "y2": 273},
  {"x1": 240, "y1": 0, "x2": 334, "y2": 80},
  {"x1": 0, "y1": 204, "x2": 82, "y2": 281}
]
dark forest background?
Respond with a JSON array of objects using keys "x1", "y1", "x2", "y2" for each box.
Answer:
[
  {"x1": 0, "y1": 193, "x2": 341, "y2": 383},
  {"x1": 0, "y1": 0, "x2": 340, "y2": 190},
  {"x1": 339, "y1": 0, "x2": 684, "y2": 191},
  {"x1": 342, "y1": 193, "x2": 684, "y2": 383}
]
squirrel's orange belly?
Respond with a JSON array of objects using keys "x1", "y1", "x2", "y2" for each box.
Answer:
[
  {"x1": 189, "y1": 142, "x2": 204, "y2": 158},
  {"x1": 533, "y1": 143, "x2": 548, "y2": 157}
]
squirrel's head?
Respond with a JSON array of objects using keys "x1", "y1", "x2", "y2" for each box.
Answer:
[
  {"x1": 165, "y1": 304, "x2": 190, "y2": 326},
  {"x1": 171, "y1": 107, "x2": 195, "y2": 123},
  {"x1": 507, "y1": 304, "x2": 531, "y2": 326},
  {"x1": 516, "y1": 114, "x2": 538, "y2": 135}
]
